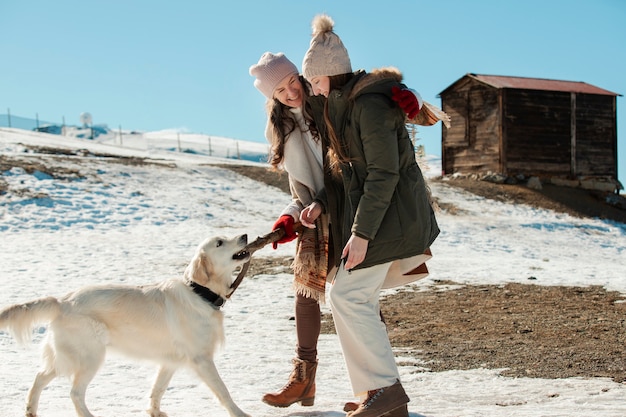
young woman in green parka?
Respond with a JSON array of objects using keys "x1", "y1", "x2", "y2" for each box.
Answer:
[{"x1": 299, "y1": 14, "x2": 441, "y2": 417}]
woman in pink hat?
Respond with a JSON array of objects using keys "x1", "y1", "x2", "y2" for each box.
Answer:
[{"x1": 250, "y1": 52, "x2": 331, "y2": 409}]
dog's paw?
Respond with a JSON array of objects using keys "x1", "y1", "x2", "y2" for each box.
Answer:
[{"x1": 146, "y1": 408, "x2": 168, "y2": 417}]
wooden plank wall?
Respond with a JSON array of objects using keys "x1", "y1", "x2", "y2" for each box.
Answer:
[
  {"x1": 503, "y1": 89, "x2": 572, "y2": 177},
  {"x1": 442, "y1": 82, "x2": 500, "y2": 174},
  {"x1": 574, "y1": 94, "x2": 617, "y2": 177}
]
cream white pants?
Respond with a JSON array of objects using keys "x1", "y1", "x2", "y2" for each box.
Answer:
[{"x1": 329, "y1": 261, "x2": 400, "y2": 396}]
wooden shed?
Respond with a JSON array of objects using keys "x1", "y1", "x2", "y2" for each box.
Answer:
[{"x1": 439, "y1": 73, "x2": 621, "y2": 189}]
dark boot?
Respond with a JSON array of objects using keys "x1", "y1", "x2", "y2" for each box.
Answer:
[
  {"x1": 346, "y1": 380, "x2": 409, "y2": 417},
  {"x1": 262, "y1": 358, "x2": 317, "y2": 408},
  {"x1": 345, "y1": 402, "x2": 408, "y2": 417}
]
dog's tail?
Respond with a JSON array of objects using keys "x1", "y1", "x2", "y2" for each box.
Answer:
[{"x1": 0, "y1": 297, "x2": 61, "y2": 345}]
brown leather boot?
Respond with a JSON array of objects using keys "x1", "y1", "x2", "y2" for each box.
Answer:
[
  {"x1": 346, "y1": 380, "x2": 409, "y2": 417},
  {"x1": 262, "y1": 358, "x2": 317, "y2": 408},
  {"x1": 345, "y1": 402, "x2": 408, "y2": 417}
]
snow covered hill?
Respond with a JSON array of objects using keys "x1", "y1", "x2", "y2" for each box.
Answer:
[{"x1": 0, "y1": 116, "x2": 271, "y2": 163}]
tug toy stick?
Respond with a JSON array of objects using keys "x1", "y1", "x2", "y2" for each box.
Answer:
[{"x1": 227, "y1": 222, "x2": 304, "y2": 298}]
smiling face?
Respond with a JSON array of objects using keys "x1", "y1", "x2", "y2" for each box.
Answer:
[
  {"x1": 272, "y1": 74, "x2": 304, "y2": 108},
  {"x1": 308, "y1": 76, "x2": 330, "y2": 97}
]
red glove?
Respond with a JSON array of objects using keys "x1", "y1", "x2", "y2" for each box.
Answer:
[
  {"x1": 391, "y1": 86, "x2": 422, "y2": 119},
  {"x1": 272, "y1": 215, "x2": 297, "y2": 249}
]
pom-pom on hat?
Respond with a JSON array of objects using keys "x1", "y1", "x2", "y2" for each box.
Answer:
[
  {"x1": 249, "y1": 52, "x2": 299, "y2": 99},
  {"x1": 302, "y1": 14, "x2": 352, "y2": 81}
]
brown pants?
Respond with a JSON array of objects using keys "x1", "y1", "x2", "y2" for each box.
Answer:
[{"x1": 295, "y1": 292, "x2": 321, "y2": 363}]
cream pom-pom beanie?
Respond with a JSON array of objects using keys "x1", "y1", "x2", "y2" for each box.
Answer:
[{"x1": 302, "y1": 14, "x2": 352, "y2": 81}]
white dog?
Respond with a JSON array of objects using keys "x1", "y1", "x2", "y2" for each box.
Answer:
[{"x1": 0, "y1": 234, "x2": 252, "y2": 417}]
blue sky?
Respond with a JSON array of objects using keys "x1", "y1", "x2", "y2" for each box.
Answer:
[{"x1": 1, "y1": 0, "x2": 625, "y2": 186}]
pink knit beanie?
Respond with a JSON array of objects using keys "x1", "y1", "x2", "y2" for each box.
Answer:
[
  {"x1": 302, "y1": 14, "x2": 352, "y2": 81},
  {"x1": 249, "y1": 52, "x2": 299, "y2": 99}
]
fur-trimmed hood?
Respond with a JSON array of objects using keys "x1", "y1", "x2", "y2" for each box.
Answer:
[
  {"x1": 350, "y1": 67, "x2": 451, "y2": 128},
  {"x1": 348, "y1": 67, "x2": 404, "y2": 100}
]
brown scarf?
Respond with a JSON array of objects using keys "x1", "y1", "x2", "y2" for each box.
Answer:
[{"x1": 291, "y1": 213, "x2": 329, "y2": 303}]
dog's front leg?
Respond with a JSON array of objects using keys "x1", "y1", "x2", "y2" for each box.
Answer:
[
  {"x1": 192, "y1": 357, "x2": 251, "y2": 417},
  {"x1": 147, "y1": 366, "x2": 175, "y2": 417}
]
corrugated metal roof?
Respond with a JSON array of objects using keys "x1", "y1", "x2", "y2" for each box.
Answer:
[{"x1": 450, "y1": 73, "x2": 620, "y2": 96}]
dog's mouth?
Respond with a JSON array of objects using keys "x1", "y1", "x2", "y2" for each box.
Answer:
[
  {"x1": 232, "y1": 250, "x2": 250, "y2": 261},
  {"x1": 232, "y1": 234, "x2": 250, "y2": 261}
]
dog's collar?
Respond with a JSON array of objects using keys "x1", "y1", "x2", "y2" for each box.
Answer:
[{"x1": 188, "y1": 281, "x2": 226, "y2": 309}]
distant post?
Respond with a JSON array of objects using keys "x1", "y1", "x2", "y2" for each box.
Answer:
[
  {"x1": 119, "y1": 125, "x2": 123, "y2": 146},
  {"x1": 7, "y1": 108, "x2": 11, "y2": 127},
  {"x1": 80, "y1": 112, "x2": 93, "y2": 139}
]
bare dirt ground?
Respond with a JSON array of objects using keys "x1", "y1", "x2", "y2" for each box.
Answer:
[{"x1": 2, "y1": 152, "x2": 625, "y2": 383}]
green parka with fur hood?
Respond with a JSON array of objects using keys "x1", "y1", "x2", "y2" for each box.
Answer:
[{"x1": 319, "y1": 67, "x2": 439, "y2": 272}]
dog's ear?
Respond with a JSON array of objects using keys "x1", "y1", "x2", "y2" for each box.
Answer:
[{"x1": 185, "y1": 252, "x2": 214, "y2": 286}]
